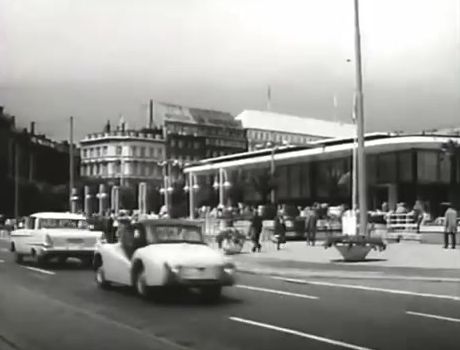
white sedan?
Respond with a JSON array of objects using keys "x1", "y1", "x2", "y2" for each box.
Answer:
[
  {"x1": 93, "y1": 219, "x2": 235, "y2": 300},
  {"x1": 10, "y1": 212, "x2": 104, "y2": 266}
]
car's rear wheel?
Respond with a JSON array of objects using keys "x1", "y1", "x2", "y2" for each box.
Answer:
[
  {"x1": 95, "y1": 266, "x2": 111, "y2": 290},
  {"x1": 31, "y1": 250, "x2": 47, "y2": 267},
  {"x1": 134, "y1": 269, "x2": 151, "y2": 299},
  {"x1": 200, "y1": 286, "x2": 222, "y2": 302},
  {"x1": 14, "y1": 252, "x2": 24, "y2": 264}
]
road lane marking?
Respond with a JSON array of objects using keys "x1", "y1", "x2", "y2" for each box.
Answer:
[
  {"x1": 229, "y1": 316, "x2": 374, "y2": 350},
  {"x1": 273, "y1": 277, "x2": 460, "y2": 302},
  {"x1": 235, "y1": 284, "x2": 318, "y2": 300},
  {"x1": 0, "y1": 259, "x2": 4, "y2": 263},
  {"x1": 406, "y1": 311, "x2": 460, "y2": 323},
  {"x1": 0, "y1": 247, "x2": 9, "y2": 252},
  {"x1": 22, "y1": 266, "x2": 55, "y2": 275}
]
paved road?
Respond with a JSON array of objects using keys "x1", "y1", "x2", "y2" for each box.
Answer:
[{"x1": 1, "y1": 240, "x2": 460, "y2": 350}]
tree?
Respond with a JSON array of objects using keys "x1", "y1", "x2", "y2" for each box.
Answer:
[{"x1": 251, "y1": 170, "x2": 277, "y2": 204}]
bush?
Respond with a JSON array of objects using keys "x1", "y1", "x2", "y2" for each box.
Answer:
[{"x1": 216, "y1": 228, "x2": 246, "y2": 246}]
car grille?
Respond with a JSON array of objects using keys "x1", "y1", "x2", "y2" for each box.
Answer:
[{"x1": 179, "y1": 266, "x2": 219, "y2": 280}]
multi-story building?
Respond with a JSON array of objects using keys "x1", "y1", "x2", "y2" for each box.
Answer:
[
  {"x1": 150, "y1": 101, "x2": 247, "y2": 163},
  {"x1": 236, "y1": 110, "x2": 357, "y2": 151},
  {"x1": 79, "y1": 120, "x2": 165, "y2": 188},
  {"x1": 0, "y1": 106, "x2": 79, "y2": 216}
]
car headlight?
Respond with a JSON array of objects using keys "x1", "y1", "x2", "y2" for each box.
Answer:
[
  {"x1": 223, "y1": 262, "x2": 235, "y2": 275},
  {"x1": 165, "y1": 262, "x2": 181, "y2": 274}
]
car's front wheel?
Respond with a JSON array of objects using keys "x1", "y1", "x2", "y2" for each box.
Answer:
[
  {"x1": 95, "y1": 266, "x2": 111, "y2": 290},
  {"x1": 200, "y1": 286, "x2": 222, "y2": 302},
  {"x1": 134, "y1": 269, "x2": 151, "y2": 299}
]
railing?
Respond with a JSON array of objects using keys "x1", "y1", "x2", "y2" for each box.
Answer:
[{"x1": 386, "y1": 213, "x2": 418, "y2": 232}]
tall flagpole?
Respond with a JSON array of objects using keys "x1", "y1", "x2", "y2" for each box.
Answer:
[
  {"x1": 267, "y1": 85, "x2": 271, "y2": 111},
  {"x1": 353, "y1": 0, "x2": 368, "y2": 236}
]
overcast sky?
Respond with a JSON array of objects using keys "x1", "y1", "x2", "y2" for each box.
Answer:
[{"x1": 1, "y1": 0, "x2": 459, "y2": 141}]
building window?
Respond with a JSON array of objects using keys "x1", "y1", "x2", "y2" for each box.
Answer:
[
  {"x1": 103, "y1": 146, "x2": 108, "y2": 155},
  {"x1": 150, "y1": 147, "x2": 155, "y2": 157},
  {"x1": 140, "y1": 147, "x2": 145, "y2": 157},
  {"x1": 178, "y1": 140, "x2": 184, "y2": 148},
  {"x1": 116, "y1": 146, "x2": 122, "y2": 155},
  {"x1": 132, "y1": 146, "x2": 137, "y2": 156}
]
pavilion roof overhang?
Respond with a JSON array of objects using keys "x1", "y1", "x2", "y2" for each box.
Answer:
[{"x1": 184, "y1": 134, "x2": 460, "y2": 175}]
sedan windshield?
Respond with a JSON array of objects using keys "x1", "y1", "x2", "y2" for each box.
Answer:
[
  {"x1": 39, "y1": 219, "x2": 89, "y2": 230},
  {"x1": 144, "y1": 225, "x2": 203, "y2": 244}
]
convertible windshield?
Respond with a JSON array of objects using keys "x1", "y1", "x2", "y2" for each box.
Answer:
[
  {"x1": 144, "y1": 225, "x2": 203, "y2": 244},
  {"x1": 39, "y1": 218, "x2": 89, "y2": 230}
]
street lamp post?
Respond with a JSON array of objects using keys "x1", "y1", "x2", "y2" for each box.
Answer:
[{"x1": 353, "y1": 0, "x2": 368, "y2": 236}]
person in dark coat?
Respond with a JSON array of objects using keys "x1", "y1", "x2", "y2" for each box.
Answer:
[
  {"x1": 305, "y1": 206, "x2": 318, "y2": 246},
  {"x1": 444, "y1": 203, "x2": 457, "y2": 249},
  {"x1": 249, "y1": 209, "x2": 263, "y2": 252},
  {"x1": 274, "y1": 215, "x2": 286, "y2": 250}
]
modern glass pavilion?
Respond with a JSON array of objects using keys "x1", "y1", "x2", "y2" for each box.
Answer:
[{"x1": 183, "y1": 133, "x2": 460, "y2": 218}]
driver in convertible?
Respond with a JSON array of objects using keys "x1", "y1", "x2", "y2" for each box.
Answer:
[{"x1": 120, "y1": 223, "x2": 147, "y2": 259}]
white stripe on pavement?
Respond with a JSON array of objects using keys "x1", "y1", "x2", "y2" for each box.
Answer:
[
  {"x1": 273, "y1": 277, "x2": 460, "y2": 302},
  {"x1": 235, "y1": 284, "x2": 318, "y2": 300},
  {"x1": 406, "y1": 311, "x2": 460, "y2": 323},
  {"x1": 229, "y1": 317, "x2": 374, "y2": 350},
  {"x1": 22, "y1": 266, "x2": 55, "y2": 276}
]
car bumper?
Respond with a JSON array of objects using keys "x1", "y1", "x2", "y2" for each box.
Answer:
[
  {"x1": 38, "y1": 248, "x2": 95, "y2": 259},
  {"x1": 164, "y1": 270, "x2": 235, "y2": 287}
]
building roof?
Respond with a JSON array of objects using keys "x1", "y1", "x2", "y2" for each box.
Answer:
[
  {"x1": 235, "y1": 110, "x2": 356, "y2": 138},
  {"x1": 153, "y1": 102, "x2": 241, "y2": 128},
  {"x1": 30, "y1": 212, "x2": 86, "y2": 220},
  {"x1": 184, "y1": 133, "x2": 460, "y2": 174}
]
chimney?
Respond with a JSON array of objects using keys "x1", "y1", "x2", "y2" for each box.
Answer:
[
  {"x1": 30, "y1": 121, "x2": 35, "y2": 135},
  {"x1": 148, "y1": 99, "x2": 154, "y2": 129}
]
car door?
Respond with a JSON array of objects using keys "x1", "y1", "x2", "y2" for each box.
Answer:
[{"x1": 102, "y1": 243, "x2": 132, "y2": 285}]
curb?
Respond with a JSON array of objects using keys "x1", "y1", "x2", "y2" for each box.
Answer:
[{"x1": 235, "y1": 265, "x2": 460, "y2": 283}]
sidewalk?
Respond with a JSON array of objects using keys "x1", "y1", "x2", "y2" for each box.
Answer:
[{"x1": 226, "y1": 240, "x2": 460, "y2": 281}]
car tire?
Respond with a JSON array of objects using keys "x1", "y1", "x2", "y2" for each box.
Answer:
[
  {"x1": 200, "y1": 286, "x2": 222, "y2": 302},
  {"x1": 14, "y1": 252, "x2": 24, "y2": 264},
  {"x1": 32, "y1": 252, "x2": 47, "y2": 267},
  {"x1": 134, "y1": 269, "x2": 151, "y2": 299},
  {"x1": 95, "y1": 266, "x2": 111, "y2": 290}
]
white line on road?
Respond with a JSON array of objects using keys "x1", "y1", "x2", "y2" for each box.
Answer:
[
  {"x1": 0, "y1": 247, "x2": 9, "y2": 252},
  {"x1": 406, "y1": 311, "x2": 460, "y2": 323},
  {"x1": 0, "y1": 259, "x2": 4, "y2": 263},
  {"x1": 235, "y1": 284, "x2": 318, "y2": 300},
  {"x1": 229, "y1": 316, "x2": 374, "y2": 350},
  {"x1": 273, "y1": 277, "x2": 460, "y2": 302},
  {"x1": 22, "y1": 266, "x2": 55, "y2": 276}
]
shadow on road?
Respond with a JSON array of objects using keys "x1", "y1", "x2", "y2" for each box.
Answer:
[
  {"x1": 109, "y1": 285, "x2": 243, "y2": 307},
  {"x1": 330, "y1": 258, "x2": 388, "y2": 263}
]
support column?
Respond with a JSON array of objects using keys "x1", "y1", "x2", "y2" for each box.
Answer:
[
  {"x1": 84, "y1": 186, "x2": 92, "y2": 215},
  {"x1": 189, "y1": 173, "x2": 195, "y2": 219},
  {"x1": 111, "y1": 186, "x2": 119, "y2": 215},
  {"x1": 98, "y1": 184, "x2": 107, "y2": 216}
]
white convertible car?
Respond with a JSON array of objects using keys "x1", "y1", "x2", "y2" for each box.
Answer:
[
  {"x1": 10, "y1": 212, "x2": 104, "y2": 266},
  {"x1": 93, "y1": 219, "x2": 235, "y2": 300}
]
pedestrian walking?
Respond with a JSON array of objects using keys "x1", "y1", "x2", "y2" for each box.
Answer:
[
  {"x1": 305, "y1": 206, "x2": 318, "y2": 246},
  {"x1": 273, "y1": 214, "x2": 286, "y2": 250},
  {"x1": 249, "y1": 209, "x2": 263, "y2": 252},
  {"x1": 443, "y1": 203, "x2": 457, "y2": 249},
  {"x1": 413, "y1": 200, "x2": 424, "y2": 233}
]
